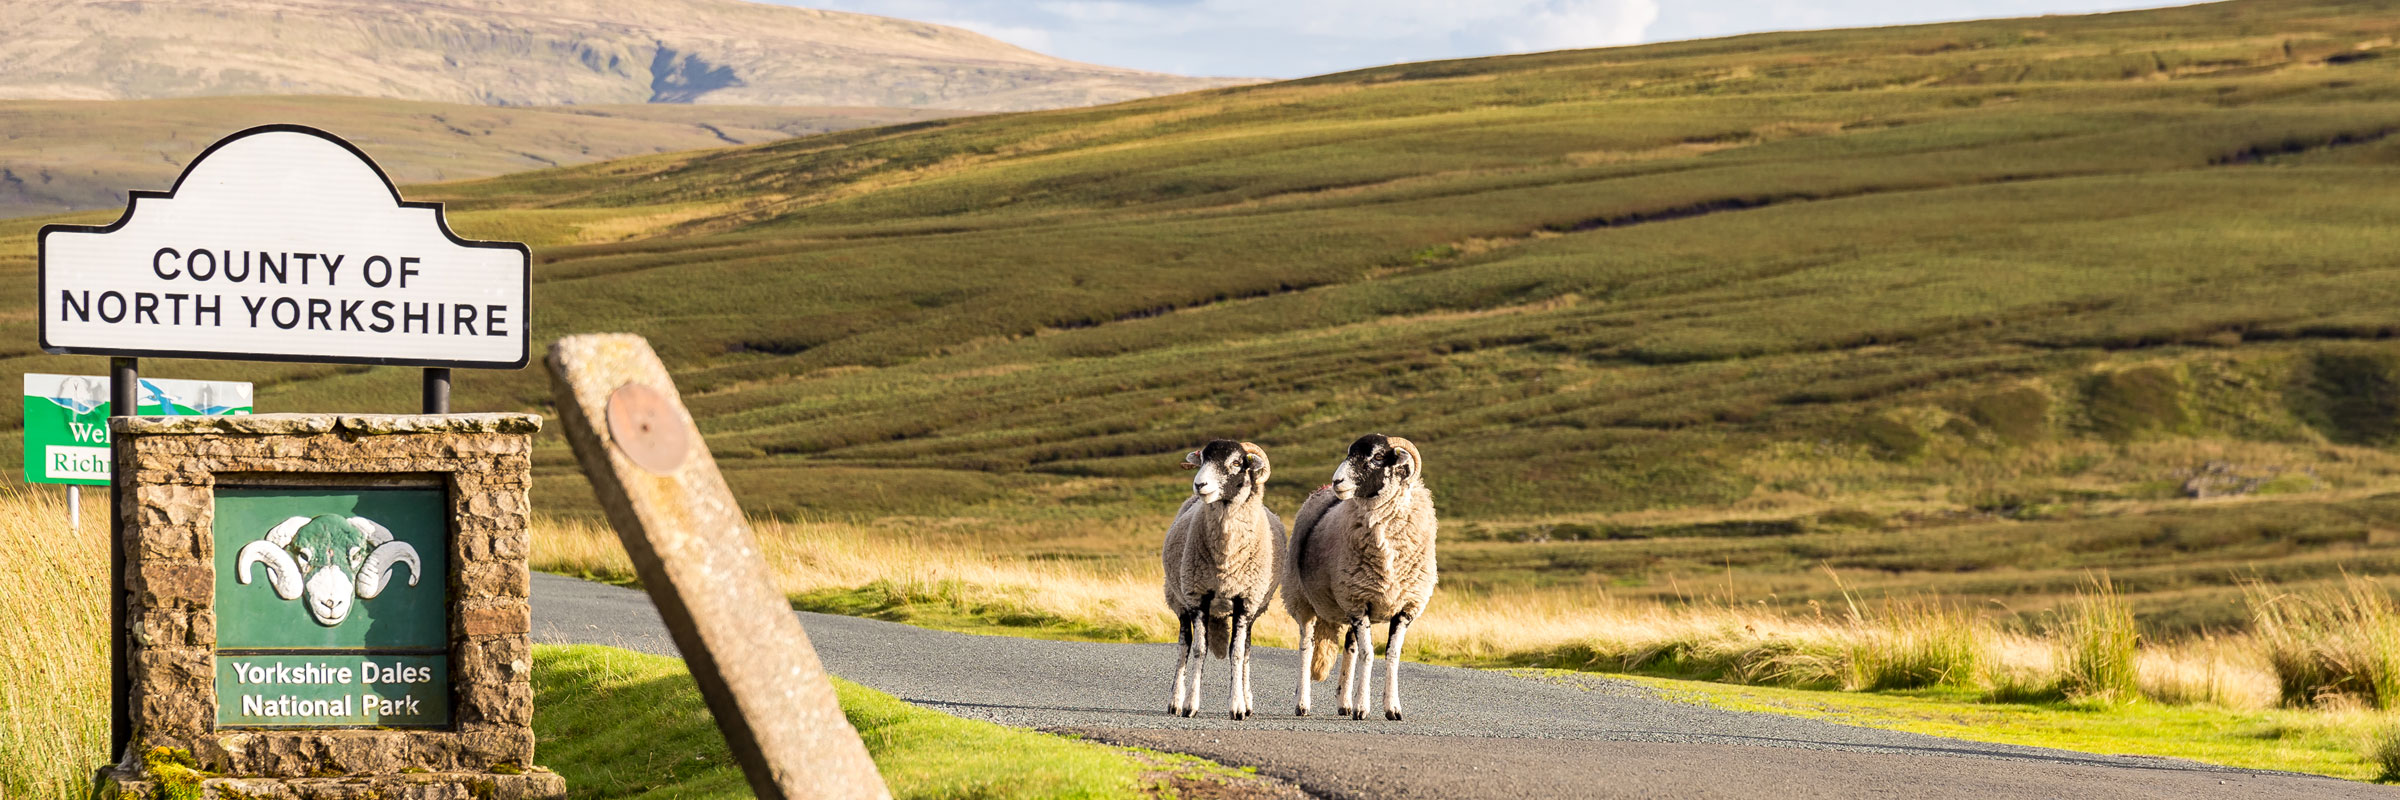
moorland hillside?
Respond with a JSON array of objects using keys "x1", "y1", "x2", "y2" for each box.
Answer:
[{"x1": 8, "y1": 0, "x2": 2400, "y2": 630}]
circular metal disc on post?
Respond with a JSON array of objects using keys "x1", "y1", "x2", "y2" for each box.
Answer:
[{"x1": 605, "y1": 383, "x2": 690, "y2": 474}]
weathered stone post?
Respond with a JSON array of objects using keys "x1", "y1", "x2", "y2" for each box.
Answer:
[{"x1": 97, "y1": 413, "x2": 565, "y2": 800}]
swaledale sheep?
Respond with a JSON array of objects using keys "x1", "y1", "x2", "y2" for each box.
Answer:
[
  {"x1": 1163, "y1": 440, "x2": 1286, "y2": 720},
  {"x1": 236, "y1": 514, "x2": 422, "y2": 627},
  {"x1": 1283, "y1": 433, "x2": 1437, "y2": 720}
]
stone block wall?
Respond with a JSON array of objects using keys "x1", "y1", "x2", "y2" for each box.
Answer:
[{"x1": 112, "y1": 413, "x2": 552, "y2": 781}]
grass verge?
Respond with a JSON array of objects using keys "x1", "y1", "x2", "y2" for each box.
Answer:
[
  {"x1": 1606, "y1": 672, "x2": 2393, "y2": 782},
  {"x1": 535, "y1": 643, "x2": 1152, "y2": 800}
]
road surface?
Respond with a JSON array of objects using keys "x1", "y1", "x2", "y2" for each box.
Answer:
[{"x1": 531, "y1": 573, "x2": 2394, "y2": 799}]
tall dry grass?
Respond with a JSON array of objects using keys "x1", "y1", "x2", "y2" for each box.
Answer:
[
  {"x1": 2059, "y1": 574, "x2": 2142, "y2": 702},
  {"x1": 1, "y1": 485, "x2": 106, "y2": 800},
  {"x1": 530, "y1": 518, "x2": 2285, "y2": 707},
  {"x1": 2248, "y1": 575, "x2": 2400, "y2": 708}
]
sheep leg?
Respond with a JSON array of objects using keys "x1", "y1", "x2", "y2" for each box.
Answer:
[
  {"x1": 1182, "y1": 598, "x2": 1211, "y2": 717},
  {"x1": 1335, "y1": 623, "x2": 1360, "y2": 717},
  {"x1": 1229, "y1": 599, "x2": 1252, "y2": 720},
  {"x1": 1349, "y1": 615, "x2": 1375, "y2": 720},
  {"x1": 1384, "y1": 613, "x2": 1413, "y2": 721},
  {"x1": 1171, "y1": 606, "x2": 1198, "y2": 716},
  {"x1": 1294, "y1": 616, "x2": 1315, "y2": 716}
]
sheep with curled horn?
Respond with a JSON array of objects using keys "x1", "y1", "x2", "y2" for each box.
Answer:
[
  {"x1": 1162, "y1": 440, "x2": 1286, "y2": 719},
  {"x1": 1283, "y1": 433, "x2": 1437, "y2": 720},
  {"x1": 236, "y1": 514, "x2": 422, "y2": 627}
]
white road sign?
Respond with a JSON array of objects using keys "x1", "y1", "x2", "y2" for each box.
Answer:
[{"x1": 38, "y1": 125, "x2": 529, "y2": 368}]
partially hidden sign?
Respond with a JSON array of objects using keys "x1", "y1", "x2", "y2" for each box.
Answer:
[
  {"x1": 212, "y1": 486, "x2": 450, "y2": 728},
  {"x1": 38, "y1": 125, "x2": 529, "y2": 368},
  {"x1": 22, "y1": 373, "x2": 252, "y2": 485}
]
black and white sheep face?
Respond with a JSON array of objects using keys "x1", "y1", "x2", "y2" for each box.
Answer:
[
  {"x1": 233, "y1": 514, "x2": 423, "y2": 627},
  {"x1": 1332, "y1": 433, "x2": 1419, "y2": 501},
  {"x1": 1184, "y1": 439, "x2": 1269, "y2": 505}
]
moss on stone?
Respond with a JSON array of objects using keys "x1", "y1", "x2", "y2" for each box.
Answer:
[
  {"x1": 141, "y1": 748, "x2": 209, "y2": 800},
  {"x1": 213, "y1": 785, "x2": 274, "y2": 800}
]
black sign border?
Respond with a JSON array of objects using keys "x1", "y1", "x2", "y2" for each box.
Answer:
[{"x1": 36, "y1": 123, "x2": 532, "y2": 370}]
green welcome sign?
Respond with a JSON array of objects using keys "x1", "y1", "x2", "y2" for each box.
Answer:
[
  {"x1": 21, "y1": 373, "x2": 251, "y2": 485},
  {"x1": 213, "y1": 486, "x2": 448, "y2": 727}
]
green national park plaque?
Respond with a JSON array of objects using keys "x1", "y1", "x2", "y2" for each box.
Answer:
[{"x1": 213, "y1": 486, "x2": 449, "y2": 727}]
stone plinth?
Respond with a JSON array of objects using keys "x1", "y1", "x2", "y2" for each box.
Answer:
[{"x1": 102, "y1": 413, "x2": 562, "y2": 799}]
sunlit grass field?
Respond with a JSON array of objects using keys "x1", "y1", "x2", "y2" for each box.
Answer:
[{"x1": 3, "y1": 0, "x2": 2400, "y2": 705}]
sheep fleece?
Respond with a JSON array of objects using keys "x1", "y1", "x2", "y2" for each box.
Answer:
[
  {"x1": 1290, "y1": 484, "x2": 1438, "y2": 624},
  {"x1": 1162, "y1": 493, "x2": 1286, "y2": 657}
]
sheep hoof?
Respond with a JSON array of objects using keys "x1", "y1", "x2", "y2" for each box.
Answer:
[
  {"x1": 1337, "y1": 706, "x2": 1353, "y2": 718},
  {"x1": 1229, "y1": 709, "x2": 1244, "y2": 721},
  {"x1": 1294, "y1": 706, "x2": 1309, "y2": 717},
  {"x1": 1386, "y1": 709, "x2": 1404, "y2": 721}
]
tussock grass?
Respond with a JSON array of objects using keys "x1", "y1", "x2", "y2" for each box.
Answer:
[
  {"x1": 2248, "y1": 575, "x2": 2400, "y2": 709},
  {"x1": 2368, "y1": 716, "x2": 2400, "y2": 782},
  {"x1": 0, "y1": 485, "x2": 104, "y2": 800},
  {"x1": 2059, "y1": 575, "x2": 2142, "y2": 702},
  {"x1": 1845, "y1": 601, "x2": 1986, "y2": 691}
]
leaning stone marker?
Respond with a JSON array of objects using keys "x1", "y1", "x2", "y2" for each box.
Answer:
[
  {"x1": 547, "y1": 333, "x2": 891, "y2": 800},
  {"x1": 98, "y1": 413, "x2": 563, "y2": 800}
]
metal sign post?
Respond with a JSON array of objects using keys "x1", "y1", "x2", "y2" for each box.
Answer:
[{"x1": 109, "y1": 357, "x2": 132, "y2": 762}]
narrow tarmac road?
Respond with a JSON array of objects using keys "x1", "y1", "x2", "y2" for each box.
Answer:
[{"x1": 531, "y1": 573, "x2": 2395, "y2": 799}]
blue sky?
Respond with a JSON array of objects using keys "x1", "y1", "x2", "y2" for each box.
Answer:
[{"x1": 786, "y1": 1, "x2": 2188, "y2": 78}]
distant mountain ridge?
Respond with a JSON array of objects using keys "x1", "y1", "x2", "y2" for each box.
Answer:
[{"x1": 0, "y1": 0, "x2": 1244, "y2": 110}]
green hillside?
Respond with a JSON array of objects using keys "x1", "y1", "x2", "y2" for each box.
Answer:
[{"x1": 9, "y1": 0, "x2": 2400, "y2": 632}]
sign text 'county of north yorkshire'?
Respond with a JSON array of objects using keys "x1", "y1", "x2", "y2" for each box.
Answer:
[{"x1": 37, "y1": 125, "x2": 529, "y2": 369}]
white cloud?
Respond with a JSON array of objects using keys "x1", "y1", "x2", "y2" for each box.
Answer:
[{"x1": 1513, "y1": 0, "x2": 1662, "y2": 52}]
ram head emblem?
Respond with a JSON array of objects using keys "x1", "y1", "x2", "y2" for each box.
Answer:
[{"x1": 235, "y1": 514, "x2": 421, "y2": 627}]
